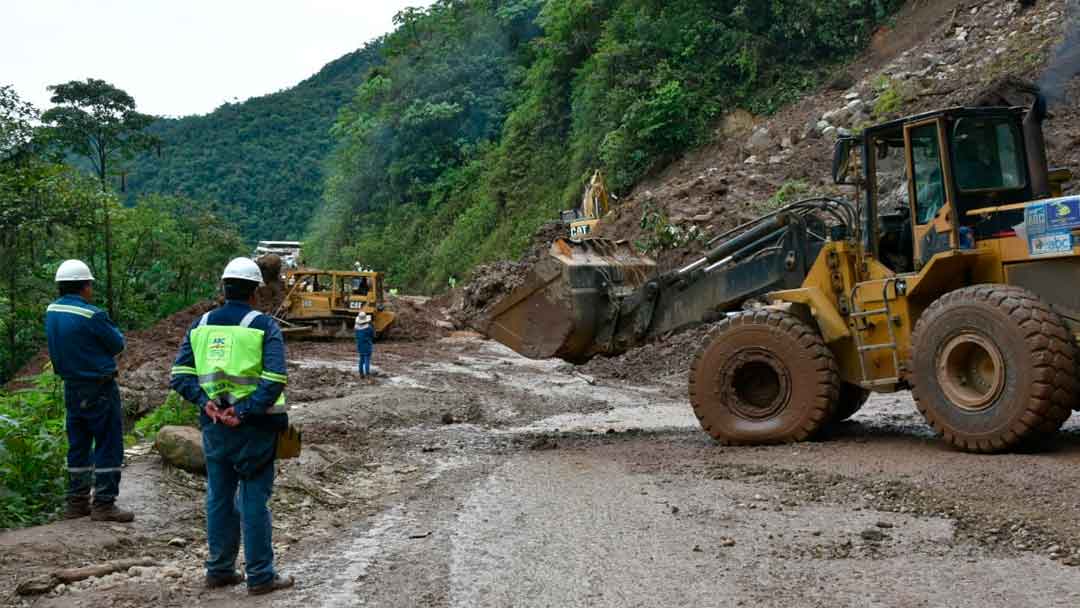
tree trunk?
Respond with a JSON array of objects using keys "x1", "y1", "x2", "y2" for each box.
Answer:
[
  {"x1": 99, "y1": 158, "x2": 116, "y2": 321},
  {"x1": 5, "y1": 247, "x2": 16, "y2": 380}
]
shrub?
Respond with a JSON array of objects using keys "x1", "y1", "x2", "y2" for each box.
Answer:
[
  {"x1": 132, "y1": 392, "x2": 199, "y2": 442},
  {"x1": 0, "y1": 373, "x2": 67, "y2": 528},
  {"x1": 636, "y1": 202, "x2": 707, "y2": 253}
]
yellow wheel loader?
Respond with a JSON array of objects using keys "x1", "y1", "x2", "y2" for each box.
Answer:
[{"x1": 487, "y1": 92, "x2": 1080, "y2": 453}]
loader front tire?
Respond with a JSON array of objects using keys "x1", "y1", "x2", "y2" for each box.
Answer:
[
  {"x1": 689, "y1": 310, "x2": 839, "y2": 445},
  {"x1": 910, "y1": 285, "x2": 1075, "y2": 453}
]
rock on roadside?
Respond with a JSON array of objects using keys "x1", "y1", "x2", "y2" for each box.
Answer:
[{"x1": 154, "y1": 426, "x2": 206, "y2": 474}]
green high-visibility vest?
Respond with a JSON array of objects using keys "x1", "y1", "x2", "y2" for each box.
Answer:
[{"x1": 175, "y1": 310, "x2": 287, "y2": 414}]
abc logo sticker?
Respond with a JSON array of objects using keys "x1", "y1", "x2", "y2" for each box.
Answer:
[{"x1": 207, "y1": 332, "x2": 232, "y2": 362}]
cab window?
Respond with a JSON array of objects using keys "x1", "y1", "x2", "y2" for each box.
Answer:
[
  {"x1": 353, "y1": 277, "x2": 370, "y2": 296},
  {"x1": 910, "y1": 124, "x2": 946, "y2": 225},
  {"x1": 951, "y1": 117, "x2": 1025, "y2": 191}
]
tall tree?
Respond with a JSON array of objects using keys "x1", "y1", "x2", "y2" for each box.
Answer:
[
  {"x1": 40, "y1": 79, "x2": 158, "y2": 319},
  {"x1": 1, "y1": 86, "x2": 100, "y2": 378},
  {"x1": 0, "y1": 85, "x2": 36, "y2": 158}
]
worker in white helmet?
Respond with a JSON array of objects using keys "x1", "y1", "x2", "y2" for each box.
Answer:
[
  {"x1": 168, "y1": 257, "x2": 295, "y2": 595},
  {"x1": 45, "y1": 259, "x2": 134, "y2": 522},
  {"x1": 354, "y1": 311, "x2": 375, "y2": 377}
]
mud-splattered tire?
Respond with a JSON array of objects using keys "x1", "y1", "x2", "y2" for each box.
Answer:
[
  {"x1": 689, "y1": 310, "x2": 839, "y2": 445},
  {"x1": 910, "y1": 285, "x2": 1075, "y2": 453},
  {"x1": 832, "y1": 383, "x2": 870, "y2": 422}
]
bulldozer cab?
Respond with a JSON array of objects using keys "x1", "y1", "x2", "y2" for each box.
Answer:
[
  {"x1": 835, "y1": 106, "x2": 1044, "y2": 273},
  {"x1": 279, "y1": 269, "x2": 395, "y2": 337},
  {"x1": 285, "y1": 270, "x2": 384, "y2": 315}
]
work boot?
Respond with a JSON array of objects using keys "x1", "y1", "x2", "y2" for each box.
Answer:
[
  {"x1": 90, "y1": 503, "x2": 135, "y2": 522},
  {"x1": 248, "y1": 574, "x2": 295, "y2": 596},
  {"x1": 63, "y1": 497, "x2": 91, "y2": 520},
  {"x1": 206, "y1": 571, "x2": 245, "y2": 589}
]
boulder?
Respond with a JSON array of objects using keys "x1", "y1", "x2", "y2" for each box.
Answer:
[
  {"x1": 155, "y1": 426, "x2": 206, "y2": 474},
  {"x1": 721, "y1": 109, "x2": 756, "y2": 139},
  {"x1": 845, "y1": 99, "x2": 866, "y2": 115},
  {"x1": 746, "y1": 127, "x2": 774, "y2": 153}
]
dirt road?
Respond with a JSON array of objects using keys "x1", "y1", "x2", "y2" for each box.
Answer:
[{"x1": 4, "y1": 335, "x2": 1080, "y2": 607}]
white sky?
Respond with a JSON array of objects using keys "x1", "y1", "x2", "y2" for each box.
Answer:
[{"x1": 2, "y1": 0, "x2": 432, "y2": 118}]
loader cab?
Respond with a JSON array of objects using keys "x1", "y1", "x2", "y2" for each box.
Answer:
[{"x1": 836, "y1": 106, "x2": 1041, "y2": 273}]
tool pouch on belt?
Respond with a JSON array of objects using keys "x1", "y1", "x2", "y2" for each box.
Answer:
[{"x1": 276, "y1": 424, "x2": 302, "y2": 460}]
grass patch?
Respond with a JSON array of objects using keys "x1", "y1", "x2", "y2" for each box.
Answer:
[{"x1": 130, "y1": 392, "x2": 199, "y2": 443}]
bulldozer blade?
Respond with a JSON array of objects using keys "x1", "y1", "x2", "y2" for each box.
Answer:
[{"x1": 485, "y1": 239, "x2": 655, "y2": 361}]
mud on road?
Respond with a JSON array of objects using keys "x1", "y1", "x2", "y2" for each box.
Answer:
[{"x1": 4, "y1": 335, "x2": 1080, "y2": 607}]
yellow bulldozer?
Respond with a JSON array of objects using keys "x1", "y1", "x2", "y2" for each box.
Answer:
[
  {"x1": 488, "y1": 91, "x2": 1080, "y2": 453},
  {"x1": 272, "y1": 269, "x2": 396, "y2": 339}
]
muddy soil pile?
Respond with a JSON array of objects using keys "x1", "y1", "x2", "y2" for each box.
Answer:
[
  {"x1": 451, "y1": 221, "x2": 567, "y2": 330},
  {"x1": 581, "y1": 323, "x2": 718, "y2": 389},
  {"x1": 384, "y1": 295, "x2": 453, "y2": 341}
]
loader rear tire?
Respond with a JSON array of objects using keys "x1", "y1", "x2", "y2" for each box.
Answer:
[
  {"x1": 832, "y1": 383, "x2": 871, "y2": 422},
  {"x1": 689, "y1": 310, "x2": 839, "y2": 445},
  {"x1": 910, "y1": 285, "x2": 1075, "y2": 453}
]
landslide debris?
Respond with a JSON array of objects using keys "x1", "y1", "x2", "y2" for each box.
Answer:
[
  {"x1": 449, "y1": 221, "x2": 567, "y2": 330},
  {"x1": 580, "y1": 323, "x2": 719, "y2": 387}
]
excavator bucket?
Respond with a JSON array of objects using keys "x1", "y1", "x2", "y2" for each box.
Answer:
[{"x1": 485, "y1": 239, "x2": 655, "y2": 361}]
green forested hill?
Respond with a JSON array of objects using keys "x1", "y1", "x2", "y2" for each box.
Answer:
[
  {"x1": 125, "y1": 44, "x2": 382, "y2": 241},
  {"x1": 308, "y1": 0, "x2": 903, "y2": 292}
]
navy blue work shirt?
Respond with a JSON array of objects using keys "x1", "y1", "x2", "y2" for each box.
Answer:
[{"x1": 45, "y1": 295, "x2": 125, "y2": 382}]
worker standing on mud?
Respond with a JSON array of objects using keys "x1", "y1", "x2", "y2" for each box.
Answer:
[
  {"x1": 45, "y1": 260, "x2": 134, "y2": 522},
  {"x1": 168, "y1": 258, "x2": 295, "y2": 596},
  {"x1": 355, "y1": 311, "x2": 375, "y2": 377}
]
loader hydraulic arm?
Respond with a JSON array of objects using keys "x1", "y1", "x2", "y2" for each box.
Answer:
[{"x1": 485, "y1": 198, "x2": 855, "y2": 362}]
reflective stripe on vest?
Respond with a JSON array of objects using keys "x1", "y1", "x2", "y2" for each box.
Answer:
[{"x1": 190, "y1": 311, "x2": 286, "y2": 410}]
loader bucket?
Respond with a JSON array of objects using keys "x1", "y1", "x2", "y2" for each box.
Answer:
[{"x1": 485, "y1": 239, "x2": 655, "y2": 361}]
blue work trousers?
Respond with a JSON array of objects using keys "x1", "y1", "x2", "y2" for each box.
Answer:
[
  {"x1": 358, "y1": 354, "x2": 372, "y2": 376},
  {"x1": 64, "y1": 380, "x2": 124, "y2": 504},
  {"x1": 202, "y1": 423, "x2": 278, "y2": 588}
]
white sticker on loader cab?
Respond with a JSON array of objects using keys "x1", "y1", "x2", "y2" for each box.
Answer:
[
  {"x1": 349, "y1": 301, "x2": 362, "y2": 309},
  {"x1": 1029, "y1": 231, "x2": 1073, "y2": 257}
]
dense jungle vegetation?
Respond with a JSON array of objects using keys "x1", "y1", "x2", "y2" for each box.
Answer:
[
  {"x1": 124, "y1": 47, "x2": 382, "y2": 240},
  {"x1": 0, "y1": 84, "x2": 243, "y2": 384},
  {"x1": 307, "y1": 0, "x2": 903, "y2": 291}
]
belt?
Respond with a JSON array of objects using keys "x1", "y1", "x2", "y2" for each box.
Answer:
[{"x1": 64, "y1": 372, "x2": 118, "y2": 385}]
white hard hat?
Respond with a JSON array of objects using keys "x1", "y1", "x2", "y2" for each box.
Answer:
[
  {"x1": 55, "y1": 259, "x2": 95, "y2": 282},
  {"x1": 222, "y1": 257, "x2": 264, "y2": 285}
]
